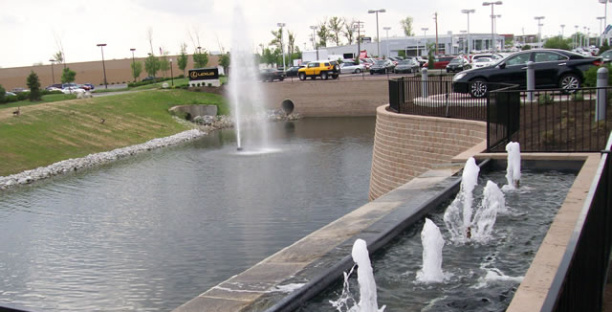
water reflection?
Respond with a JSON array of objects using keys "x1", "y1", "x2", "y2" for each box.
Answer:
[{"x1": 0, "y1": 117, "x2": 375, "y2": 312}]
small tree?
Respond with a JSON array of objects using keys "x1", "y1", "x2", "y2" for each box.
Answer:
[
  {"x1": 131, "y1": 61, "x2": 143, "y2": 81},
  {"x1": 26, "y1": 71, "x2": 42, "y2": 101},
  {"x1": 178, "y1": 43, "x2": 189, "y2": 76},
  {"x1": 193, "y1": 49, "x2": 209, "y2": 68},
  {"x1": 61, "y1": 67, "x2": 76, "y2": 84},
  {"x1": 0, "y1": 84, "x2": 6, "y2": 100},
  {"x1": 522, "y1": 44, "x2": 532, "y2": 51},
  {"x1": 145, "y1": 54, "x2": 159, "y2": 79},
  {"x1": 159, "y1": 54, "x2": 170, "y2": 77},
  {"x1": 400, "y1": 17, "x2": 415, "y2": 36},
  {"x1": 543, "y1": 36, "x2": 571, "y2": 50},
  {"x1": 599, "y1": 40, "x2": 610, "y2": 55},
  {"x1": 427, "y1": 43, "x2": 435, "y2": 69},
  {"x1": 219, "y1": 52, "x2": 230, "y2": 75}
]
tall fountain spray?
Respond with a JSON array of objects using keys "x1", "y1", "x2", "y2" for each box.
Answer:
[
  {"x1": 443, "y1": 157, "x2": 480, "y2": 243},
  {"x1": 351, "y1": 239, "x2": 386, "y2": 312},
  {"x1": 416, "y1": 218, "x2": 446, "y2": 283},
  {"x1": 503, "y1": 142, "x2": 521, "y2": 190},
  {"x1": 228, "y1": 5, "x2": 271, "y2": 152}
]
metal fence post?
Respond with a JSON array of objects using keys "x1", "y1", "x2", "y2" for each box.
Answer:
[
  {"x1": 597, "y1": 67, "x2": 608, "y2": 122},
  {"x1": 421, "y1": 68, "x2": 428, "y2": 98},
  {"x1": 526, "y1": 61, "x2": 535, "y2": 102}
]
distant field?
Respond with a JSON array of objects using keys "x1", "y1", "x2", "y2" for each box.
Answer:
[{"x1": 0, "y1": 89, "x2": 228, "y2": 176}]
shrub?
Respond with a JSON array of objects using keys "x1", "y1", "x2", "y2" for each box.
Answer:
[
  {"x1": 538, "y1": 93, "x2": 554, "y2": 105},
  {"x1": 584, "y1": 64, "x2": 612, "y2": 87}
]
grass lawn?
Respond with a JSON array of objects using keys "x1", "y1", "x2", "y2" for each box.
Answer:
[{"x1": 0, "y1": 89, "x2": 228, "y2": 176}]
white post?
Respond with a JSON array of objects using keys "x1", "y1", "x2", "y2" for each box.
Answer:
[
  {"x1": 526, "y1": 61, "x2": 535, "y2": 102},
  {"x1": 596, "y1": 67, "x2": 608, "y2": 122}
]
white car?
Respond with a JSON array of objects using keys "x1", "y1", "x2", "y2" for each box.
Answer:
[
  {"x1": 339, "y1": 62, "x2": 366, "y2": 74},
  {"x1": 472, "y1": 57, "x2": 496, "y2": 68},
  {"x1": 62, "y1": 86, "x2": 86, "y2": 94}
]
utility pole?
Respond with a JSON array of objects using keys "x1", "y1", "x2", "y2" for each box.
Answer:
[
  {"x1": 434, "y1": 12, "x2": 439, "y2": 55},
  {"x1": 353, "y1": 21, "x2": 364, "y2": 62}
]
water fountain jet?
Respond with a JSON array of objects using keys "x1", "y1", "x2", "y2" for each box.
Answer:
[
  {"x1": 503, "y1": 142, "x2": 521, "y2": 190},
  {"x1": 416, "y1": 218, "x2": 446, "y2": 283}
]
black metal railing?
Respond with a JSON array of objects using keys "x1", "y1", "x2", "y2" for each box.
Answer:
[
  {"x1": 540, "y1": 135, "x2": 612, "y2": 312},
  {"x1": 487, "y1": 87, "x2": 612, "y2": 152}
]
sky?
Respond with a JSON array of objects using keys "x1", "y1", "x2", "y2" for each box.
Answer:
[{"x1": 0, "y1": 0, "x2": 608, "y2": 68}]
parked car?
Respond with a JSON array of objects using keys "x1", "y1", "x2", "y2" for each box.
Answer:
[
  {"x1": 360, "y1": 58, "x2": 375, "y2": 70},
  {"x1": 370, "y1": 59, "x2": 395, "y2": 74},
  {"x1": 298, "y1": 60, "x2": 339, "y2": 80},
  {"x1": 600, "y1": 50, "x2": 612, "y2": 63},
  {"x1": 472, "y1": 57, "x2": 497, "y2": 68},
  {"x1": 339, "y1": 62, "x2": 366, "y2": 74},
  {"x1": 446, "y1": 57, "x2": 471, "y2": 73},
  {"x1": 452, "y1": 49, "x2": 602, "y2": 98},
  {"x1": 46, "y1": 84, "x2": 63, "y2": 90},
  {"x1": 285, "y1": 66, "x2": 303, "y2": 77},
  {"x1": 423, "y1": 56, "x2": 455, "y2": 69},
  {"x1": 62, "y1": 86, "x2": 86, "y2": 94},
  {"x1": 4, "y1": 91, "x2": 17, "y2": 97},
  {"x1": 11, "y1": 87, "x2": 29, "y2": 93},
  {"x1": 393, "y1": 59, "x2": 420, "y2": 74},
  {"x1": 260, "y1": 68, "x2": 285, "y2": 82},
  {"x1": 81, "y1": 83, "x2": 95, "y2": 91}
]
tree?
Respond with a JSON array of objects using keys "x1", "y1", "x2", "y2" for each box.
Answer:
[
  {"x1": 26, "y1": 71, "x2": 42, "y2": 101},
  {"x1": 317, "y1": 22, "x2": 330, "y2": 48},
  {"x1": 400, "y1": 17, "x2": 415, "y2": 37},
  {"x1": 343, "y1": 20, "x2": 356, "y2": 45},
  {"x1": 193, "y1": 49, "x2": 209, "y2": 68},
  {"x1": 0, "y1": 84, "x2": 5, "y2": 98},
  {"x1": 145, "y1": 54, "x2": 160, "y2": 79},
  {"x1": 600, "y1": 40, "x2": 610, "y2": 54},
  {"x1": 219, "y1": 52, "x2": 230, "y2": 74},
  {"x1": 178, "y1": 43, "x2": 189, "y2": 76},
  {"x1": 159, "y1": 52, "x2": 170, "y2": 77},
  {"x1": 328, "y1": 17, "x2": 344, "y2": 46},
  {"x1": 270, "y1": 28, "x2": 282, "y2": 50},
  {"x1": 427, "y1": 42, "x2": 436, "y2": 69},
  {"x1": 131, "y1": 61, "x2": 143, "y2": 81},
  {"x1": 287, "y1": 31, "x2": 296, "y2": 65},
  {"x1": 543, "y1": 36, "x2": 571, "y2": 50},
  {"x1": 61, "y1": 67, "x2": 76, "y2": 84}
]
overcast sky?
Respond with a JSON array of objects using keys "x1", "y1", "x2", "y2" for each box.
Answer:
[{"x1": 0, "y1": 0, "x2": 608, "y2": 68}]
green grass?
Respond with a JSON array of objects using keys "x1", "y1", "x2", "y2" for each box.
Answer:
[{"x1": 0, "y1": 89, "x2": 228, "y2": 176}]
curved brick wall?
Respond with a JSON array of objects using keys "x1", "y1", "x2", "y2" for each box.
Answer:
[{"x1": 369, "y1": 105, "x2": 487, "y2": 200}]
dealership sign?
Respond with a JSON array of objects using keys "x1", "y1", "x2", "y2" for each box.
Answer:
[{"x1": 189, "y1": 67, "x2": 221, "y2": 87}]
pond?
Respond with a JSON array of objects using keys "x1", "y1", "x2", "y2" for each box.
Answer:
[{"x1": 0, "y1": 117, "x2": 376, "y2": 312}]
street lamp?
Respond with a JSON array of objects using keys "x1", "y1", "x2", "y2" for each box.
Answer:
[
  {"x1": 422, "y1": 27, "x2": 429, "y2": 55},
  {"x1": 277, "y1": 22, "x2": 286, "y2": 73},
  {"x1": 310, "y1": 25, "x2": 319, "y2": 59},
  {"x1": 169, "y1": 58, "x2": 174, "y2": 87},
  {"x1": 534, "y1": 16, "x2": 545, "y2": 45},
  {"x1": 483, "y1": 1, "x2": 503, "y2": 52},
  {"x1": 600, "y1": 0, "x2": 612, "y2": 35},
  {"x1": 461, "y1": 9, "x2": 475, "y2": 54},
  {"x1": 130, "y1": 48, "x2": 136, "y2": 82},
  {"x1": 49, "y1": 59, "x2": 56, "y2": 85},
  {"x1": 561, "y1": 24, "x2": 565, "y2": 38},
  {"x1": 383, "y1": 26, "x2": 391, "y2": 57},
  {"x1": 368, "y1": 9, "x2": 386, "y2": 57},
  {"x1": 96, "y1": 43, "x2": 108, "y2": 89},
  {"x1": 598, "y1": 16, "x2": 606, "y2": 46},
  {"x1": 584, "y1": 26, "x2": 588, "y2": 46}
]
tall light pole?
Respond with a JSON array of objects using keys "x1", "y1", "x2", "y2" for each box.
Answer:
[
  {"x1": 353, "y1": 21, "x2": 364, "y2": 62},
  {"x1": 483, "y1": 1, "x2": 503, "y2": 52},
  {"x1": 601, "y1": 0, "x2": 612, "y2": 35},
  {"x1": 561, "y1": 24, "x2": 565, "y2": 38},
  {"x1": 130, "y1": 48, "x2": 136, "y2": 82},
  {"x1": 422, "y1": 27, "x2": 429, "y2": 55},
  {"x1": 598, "y1": 16, "x2": 606, "y2": 46},
  {"x1": 96, "y1": 43, "x2": 108, "y2": 89},
  {"x1": 368, "y1": 9, "x2": 386, "y2": 57},
  {"x1": 383, "y1": 26, "x2": 391, "y2": 57},
  {"x1": 535, "y1": 16, "x2": 545, "y2": 45},
  {"x1": 310, "y1": 25, "x2": 319, "y2": 59},
  {"x1": 277, "y1": 22, "x2": 286, "y2": 73},
  {"x1": 49, "y1": 59, "x2": 56, "y2": 85},
  {"x1": 461, "y1": 9, "x2": 475, "y2": 54},
  {"x1": 575, "y1": 25, "x2": 579, "y2": 47},
  {"x1": 584, "y1": 26, "x2": 589, "y2": 46}
]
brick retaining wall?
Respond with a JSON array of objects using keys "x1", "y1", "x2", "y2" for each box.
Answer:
[{"x1": 369, "y1": 105, "x2": 487, "y2": 200}]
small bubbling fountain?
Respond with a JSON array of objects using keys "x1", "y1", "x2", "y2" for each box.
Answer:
[
  {"x1": 471, "y1": 181, "x2": 506, "y2": 243},
  {"x1": 416, "y1": 218, "x2": 447, "y2": 283},
  {"x1": 503, "y1": 142, "x2": 521, "y2": 191},
  {"x1": 330, "y1": 239, "x2": 386, "y2": 312}
]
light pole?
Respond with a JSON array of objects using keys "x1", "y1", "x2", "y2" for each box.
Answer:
[
  {"x1": 368, "y1": 9, "x2": 386, "y2": 57},
  {"x1": 584, "y1": 26, "x2": 588, "y2": 46},
  {"x1": 422, "y1": 27, "x2": 429, "y2": 55},
  {"x1": 561, "y1": 24, "x2": 565, "y2": 38},
  {"x1": 49, "y1": 59, "x2": 56, "y2": 85},
  {"x1": 310, "y1": 25, "x2": 319, "y2": 59},
  {"x1": 353, "y1": 21, "x2": 364, "y2": 62},
  {"x1": 601, "y1": 0, "x2": 612, "y2": 35},
  {"x1": 598, "y1": 16, "x2": 605, "y2": 46},
  {"x1": 483, "y1": 1, "x2": 503, "y2": 52},
  {"x1": 383, "y1": 26, "x2": 391, "y2": 58},
  {"x1": 575, "y1": 25, "x2": 579, "y2": 47},
  {"x1": 493, "y1": 15, "x2": 502, "y2": 50},
  {"x1": 461, "y1": 9, "x2": 475, "y2": 54},
  {"x1": 169, "y1": 58, "x2": 174, "y2": 87},
  {"x1": 535, "y1": 16, "x2": 545, "y2": 45},
  {"x1": 130, "y1": 48, "x2": 136, "y2": 82},
  {"x1": 277, "y1": 22, "x2": 286, "y2": 73},
  {"x1": 96, "y1": 43, "x2": 108, "y2": 89}
]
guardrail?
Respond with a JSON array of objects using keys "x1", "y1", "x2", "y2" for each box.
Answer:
[{"x1": 540, "y1": 135, "x2": 612, "y2": 312}]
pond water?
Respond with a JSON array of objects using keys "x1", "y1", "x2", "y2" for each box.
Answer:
[{"x1": 0, "y1": 117, "x2": 376, "y2": 312}]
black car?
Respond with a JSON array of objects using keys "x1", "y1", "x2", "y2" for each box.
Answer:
[
  {"x1": 393, "y1": 59, "x2": 420, "y2": 74},
  {"x1": 452, "y1": 49, "x2": 602, "y2": 98},
  {"x1": 260, "y1": 68, "x2": 285, "y2": 82},
  {"x1": 285, "y1": 66, "x2": 302, "y2": 78},
  {"x1": 445, "y1": 57, "x2": 471, "y2": 73},
  {"x1": 370, "y1": 59, "x2": 395, "y2": 74}
]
